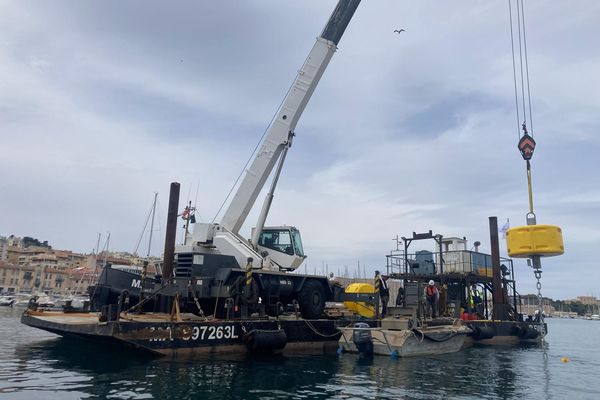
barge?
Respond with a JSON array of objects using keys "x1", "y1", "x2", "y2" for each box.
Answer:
[
  {"x1": 21, "y1": 310, "x2": 352, "y2": 356},
  {"x1": 20, "y1": 0, "x2": 549, "y2": 357},
  {"x1": 20, "y1": 217, "x2": 548, "y2": 357},
  {"x1": 22, "y1": 0, "x2": 374, "y2": 357},
  {"x1": 383, "y1": 218, "x2": 548, "y2": 347}
]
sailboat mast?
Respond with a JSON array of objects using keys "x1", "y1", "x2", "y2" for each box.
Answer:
[
  {"x1": 94, "y1": 233, "x2": 101, "y2": 255},
  {"x1": 147, "y1": 192, "x2": 158, "y2": 258},
  {"x1": 103, "y1": 233, "x2": 111, "y2": 268}
]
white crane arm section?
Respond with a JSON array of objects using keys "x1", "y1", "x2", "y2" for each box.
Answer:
[{"x1": 220, "y1": 37, "x2": 337, "y2": 233}]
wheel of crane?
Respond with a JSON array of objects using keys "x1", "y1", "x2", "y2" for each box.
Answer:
[{"x1": 298, "y1": 280, "x2": 325, "y2": 319}]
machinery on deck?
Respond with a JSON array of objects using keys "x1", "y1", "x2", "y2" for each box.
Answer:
[{"x1": 90, "y1": 0, "x2": 366, "y2": 320}]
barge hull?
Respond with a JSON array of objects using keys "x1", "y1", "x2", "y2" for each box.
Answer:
[{"x1": 21, "y1": 310, "x2": 350, "y2": 356}]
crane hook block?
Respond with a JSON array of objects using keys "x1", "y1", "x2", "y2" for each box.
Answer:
[
  {"x1": 506, "y1": 224, "x2": 564, "y2": 258},
  {"x1": 518, "y1": 134, "x2": 536, "y2": 161}
]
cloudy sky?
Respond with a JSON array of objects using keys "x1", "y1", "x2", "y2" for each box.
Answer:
[{"x1": 1, "y1": 1, "x2": 598, "y2": 299}]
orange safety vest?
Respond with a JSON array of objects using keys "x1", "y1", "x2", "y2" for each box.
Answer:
[{"x1": 426, "y1": 286, "x2": 437, "y2": 299}]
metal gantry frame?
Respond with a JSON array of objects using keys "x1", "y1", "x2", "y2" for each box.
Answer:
[{"x1": 385, "y1": 222, "x2": 523, "y2": 321}]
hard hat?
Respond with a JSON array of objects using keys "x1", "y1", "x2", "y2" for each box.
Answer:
[{"x1": 428, "y1": 280, "x2": 435, "y2": 286}]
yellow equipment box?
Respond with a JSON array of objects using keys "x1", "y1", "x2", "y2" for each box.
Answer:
[
  {"x1": 506, "y1": 224, "x2": 564, "y2": 258},
  {"x1": 343, "y1": 283, "x2": 376, "y2": 318},
  {"x1": 476, "y1": 267, "x2": 494, "y2": 277}
]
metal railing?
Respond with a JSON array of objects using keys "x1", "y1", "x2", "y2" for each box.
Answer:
[{"x1": 386, "y1": 250, "x2": 514, "y2": 277}]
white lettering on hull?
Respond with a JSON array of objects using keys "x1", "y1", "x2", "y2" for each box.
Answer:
[{"x1": 147, "y1": 325, "x2": 238, "y2": 342}]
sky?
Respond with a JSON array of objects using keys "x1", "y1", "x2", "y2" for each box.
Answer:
[{"x1": 1, "y1": 1, "x2": 599, "y2": 300}]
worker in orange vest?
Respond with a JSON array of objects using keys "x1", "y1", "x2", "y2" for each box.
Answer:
[{"x1": 424, "y1": 280, "x2": 439, "y2": 319}]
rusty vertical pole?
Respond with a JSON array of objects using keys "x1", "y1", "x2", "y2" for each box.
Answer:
[
  {"x1": 489, "y1": 216, "x2": 506, "y2": 320},
  {"x1": 162, "y1": 182, "x2": 180, "y2": 283}
]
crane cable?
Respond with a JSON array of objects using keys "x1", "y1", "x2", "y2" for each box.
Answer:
[
  {"x1": 509, "y1": 0, "x2": 546, "y2": 342},
  {"x1": 509, "y1": 0, "x2": 536, "y2": 216}
]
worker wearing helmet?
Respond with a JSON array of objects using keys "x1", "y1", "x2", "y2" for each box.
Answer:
[
  {"x1": 469, "y1": 284, "x2": 483, "y2": 318},
  {"x1": 425, "y1": 280, "x2": 439, "y2": 319},
  {"x1": 374, "y1": 271, "x2": 390, "y2": 317}
]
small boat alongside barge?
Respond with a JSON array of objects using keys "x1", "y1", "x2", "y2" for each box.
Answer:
[{"x1": 338, "y1": 319, "x2": 469, "y2": 357}]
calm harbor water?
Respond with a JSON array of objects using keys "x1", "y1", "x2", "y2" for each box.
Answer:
[{"x1": 1, "y1": 307, "x2": 599, "y2": 400}]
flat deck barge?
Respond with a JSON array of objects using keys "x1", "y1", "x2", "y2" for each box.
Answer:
[
  {"x1": 21, "y1": 309, "x2": 354, "y2": 357},
  {"x1": 21, "y1": 308, "x2": 545, "y2": 358}
]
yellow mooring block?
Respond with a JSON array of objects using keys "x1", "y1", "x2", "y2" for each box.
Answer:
[
  {"x1": 506, "y1": 224, "x2": 564, "y2": 258},
  {"x1": 343, "y1": 283, "x2": 376, "y2": 318}
]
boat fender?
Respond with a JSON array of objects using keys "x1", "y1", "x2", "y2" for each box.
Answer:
[
  {"x1": 512, "y1": 325, "x2": 525, "y2": 337},
  {"x1": 524, "y1": 326, "x2": 540, "y2": 340},
  {"x1": 243, "y1": 329, "x2": 287, "y2": 352},
  {"x1": 512, "y1": 324, "x2": 538, "y2": 339},
  {"x1": 390, "y1": 350, "x2": 399, "y2": 359},
  {"x1": 471, "y1": 325, "x2": 495, "y2": 340},
  {"x1": 337, "y1": 345, "x2": 345, "y2": 355}
]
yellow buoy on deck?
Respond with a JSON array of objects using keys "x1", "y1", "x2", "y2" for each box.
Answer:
[
  {"x1": 506, "y1": 224, "x2": 564, "y2": 258},
  {"x1": 343, "y1": 283, "x2": 376, "y2": 318}
]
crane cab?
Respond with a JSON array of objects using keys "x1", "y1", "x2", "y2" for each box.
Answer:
[{"x1": 257, "y1": 226, "x2": 306, "y2": 271}]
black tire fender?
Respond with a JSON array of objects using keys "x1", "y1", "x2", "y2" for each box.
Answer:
[{"x1": 471, "y1": 325, "x2": 495, "y2": 340}]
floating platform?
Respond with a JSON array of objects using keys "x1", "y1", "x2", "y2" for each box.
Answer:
[{"x1": 21, "y1": 309, "x2": 354, "y2": 357}]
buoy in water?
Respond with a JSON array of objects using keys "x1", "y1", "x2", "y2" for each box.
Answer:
[{"x1": 561, "y1": 357, "x2": 570, "y2": 363}]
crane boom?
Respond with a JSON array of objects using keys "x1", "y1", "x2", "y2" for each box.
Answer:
[{"x1": 220, "y1": 0, "x2": 361, "y2": 234}]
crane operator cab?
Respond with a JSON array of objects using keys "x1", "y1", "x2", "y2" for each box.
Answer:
[{"x1": 256, "y1": 226, "x2": 306, "y2": 271}]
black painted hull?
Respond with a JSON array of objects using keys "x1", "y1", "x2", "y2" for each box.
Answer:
[{"x1": 21, "y1": 310, "x2": 351, "y2": 356}]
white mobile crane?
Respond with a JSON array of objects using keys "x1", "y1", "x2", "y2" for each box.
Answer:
[
  {"x1": 91, "y1": 0, "x2": 363, "y2": 319},
  {"x1": 182, "y1": 0, "x2": 361, "y2": 274}
]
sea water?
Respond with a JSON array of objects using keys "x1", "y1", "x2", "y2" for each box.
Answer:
[{"x1": 1, "y1": 307, "x2": 598, "y2": 399}]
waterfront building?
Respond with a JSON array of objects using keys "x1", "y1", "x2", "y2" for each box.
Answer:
[
  {"x1": 0, "y1": 236, "x2": 8, "y2": 261},
  {"x1": 576, "y1": 296, "x2": 599, "y2": 306},
  {"x1": 0, "y1": 261, "x2": 34, "y2": 294},
  {"x1": 0, "y1": 235, "x2": 161, "y2": 296}
]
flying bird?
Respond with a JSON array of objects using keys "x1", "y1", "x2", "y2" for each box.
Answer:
[{"x1": 394, "y1": 29, "x2": 405, "y2": 34}]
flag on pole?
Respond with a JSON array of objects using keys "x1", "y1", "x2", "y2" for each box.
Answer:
[{"x1": 500, "y1": 218, "x2": 510, "y2": 239}]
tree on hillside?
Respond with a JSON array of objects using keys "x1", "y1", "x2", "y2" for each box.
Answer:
[{"x1": 22, "y1": 236, "x2": 52, "y2": 249}]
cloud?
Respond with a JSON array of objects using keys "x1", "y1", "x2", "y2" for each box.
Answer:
[{"x1": 1, "y1": 0, "x2": 599, "y2": 299}]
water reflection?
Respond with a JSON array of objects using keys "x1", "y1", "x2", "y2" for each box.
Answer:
[
  {"x1": 332, "y1": 344, "x2": 545, "y2": 400},
  {"x1": 3, "y1": 308, "x2": 597, "y2": 400},
  {"x1": 12, "y1": 339, "x2": 342, "y2": 399},
  {"x1": 14, "y1": 337, "x2": 156, "y2": 374},
  {"x1": 9, "y1": 335, "x2": 539, "y2": 400}
]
